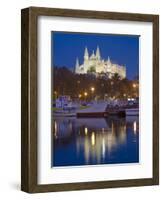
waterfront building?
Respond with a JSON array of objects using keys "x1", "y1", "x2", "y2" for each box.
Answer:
[{"x1": 75, "y1": 46, "x2": 126, "y2": 79}]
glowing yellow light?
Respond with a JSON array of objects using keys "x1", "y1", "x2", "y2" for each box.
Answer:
[
  {"x1": 84, "y1": 92, "x2": 88, "y2": 96},
  {"x1": 133, "y1": 121, "x2": 137, "y2": 134},
  {"x1": 84, "y1": 127, "x2": 88, "y2": 135},
  {"x1": 91, "y1": 87, "x2": 95, "y2": 92},
  {"x1": 54, "y1": 121, "x2": 57, "y2": 137},
  {"x1": 133, "y1": 83, "x2": 136, "y2": 88},
  {"x1": 78, "y1": 94, "x2": 82, "y2": 98},
  {"x1": 91, "y1": 132, "x2": 95, "y2": 146}
]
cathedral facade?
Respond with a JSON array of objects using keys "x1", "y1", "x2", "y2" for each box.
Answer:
[{"x1": 75, "y1": 46, "x2": 126, "y2": 79}]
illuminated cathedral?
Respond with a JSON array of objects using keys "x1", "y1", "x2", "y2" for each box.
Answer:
[{"x1": 75, "y1": 46, "x2": 126, "y2": 79}]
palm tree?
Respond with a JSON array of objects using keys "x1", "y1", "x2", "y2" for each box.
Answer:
[{"x1": 110, "y1": 73, "x2": 121, "y2": 98}]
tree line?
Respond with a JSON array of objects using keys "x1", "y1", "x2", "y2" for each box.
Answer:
[{"x1": 53, "y1": 67, "x2": 139, "y2": 100}]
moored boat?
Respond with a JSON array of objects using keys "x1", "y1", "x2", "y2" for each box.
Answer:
[
  {"x1": 125, "y1": 108, "x2": 139, "y2": 116},
  {"x1": 54, "y1": 112, "x2": 76, "y2": 117}
]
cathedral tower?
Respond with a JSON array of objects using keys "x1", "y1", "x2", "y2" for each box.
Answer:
[
  {"x1": 107, "y1": 56, "x2": 111, "y2": 64},
  {"x1": 96, "y1": 46, "x2": 101, "y2": 60},
  {"x1": 75, "y1": 57, "x2": 79, "y2": 73},
  {"x1": 84, "y1": 46, "x2": 89, "y2": 60}
]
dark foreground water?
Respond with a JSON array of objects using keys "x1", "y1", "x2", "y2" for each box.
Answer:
[{"x1": 53, "y1": 116, "x2": 139, "y2": 167}]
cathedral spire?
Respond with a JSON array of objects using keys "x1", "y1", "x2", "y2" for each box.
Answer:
[
  {"x1": 84, "y1": 46, "x2": 89, "y2": 60},
  {"x1": 90, "y1": 50, "x2": 95, "y2": 59},
  {"x1": 75, "y1": 57, "x2": 79, "y2": 73},
  {"x1": 96, "y1": 46, "x2": 101, "y2": 60},
  {"x1": 108, "y1": 56, "x2": 111, "y2": 64}
]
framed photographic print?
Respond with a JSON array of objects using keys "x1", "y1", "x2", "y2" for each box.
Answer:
[{"x1": 21, "y1": 7, "x2": 159, "y2": 193}]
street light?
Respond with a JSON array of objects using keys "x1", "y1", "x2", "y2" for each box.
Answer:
[
  {"x1": 84, "y1": 92, "x2": 88, "y2": 97},
  {"x1": 78, "y1": 94, "x2": 82, "y2": 98},
  {"x1": 84, "y1": 92, "x2": 88, "y2": 101},
  {"x1": 91, "y1": 87, "x2": 95, "y2": 92},
  {"x1": 133, "y1": 83, "x2": 137, "y2": 88},
  {"x1": 54, "y1": 91, "x2": 57, "y2": 99},
  {"x1": 132, "y1": 83, "x2": 138, "y2": 98},
  {"x1": 90, "y1": 87, "x2": 95, "y2": 101}
]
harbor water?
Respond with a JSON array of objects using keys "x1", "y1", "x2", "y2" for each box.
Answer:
[{"x1": 53, "y1": 116, "x2": 139, "y2": 167}]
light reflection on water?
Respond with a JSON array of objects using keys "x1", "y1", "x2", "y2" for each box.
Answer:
[{"x1": 53, "y1": 116, "x2": 139, "y2": 167}]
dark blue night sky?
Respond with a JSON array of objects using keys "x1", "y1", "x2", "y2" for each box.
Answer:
[{"x1": 52, "y1": 32, "x2": 139, "y2": 80}]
